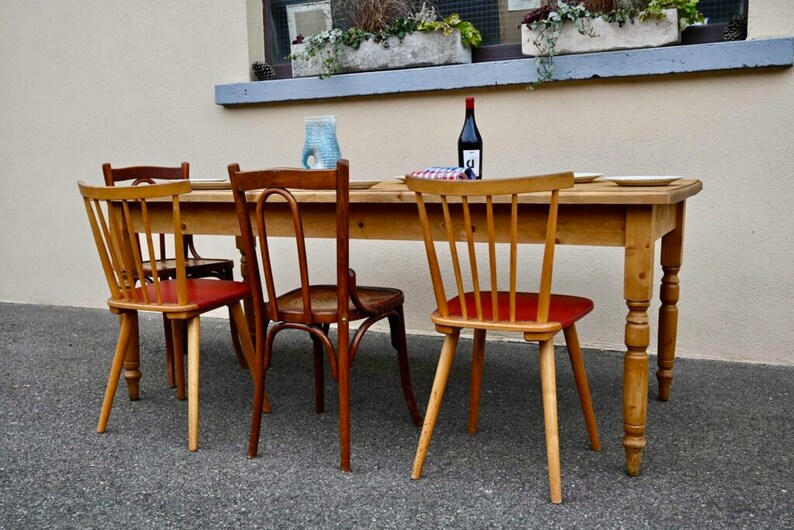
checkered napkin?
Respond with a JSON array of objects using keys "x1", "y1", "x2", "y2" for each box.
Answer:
[{"x1": 409, "y1": 167, "x2": 474, "y2": 180}]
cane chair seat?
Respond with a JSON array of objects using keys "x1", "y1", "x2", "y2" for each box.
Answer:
[{"x1": 271, "y1": 285, "x2": 405, "y2": 324}]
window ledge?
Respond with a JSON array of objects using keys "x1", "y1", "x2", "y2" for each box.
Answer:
[{"x1": 216, "y1": 38, "x2": 793, "y2": 106}]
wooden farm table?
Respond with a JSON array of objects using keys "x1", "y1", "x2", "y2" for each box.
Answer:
[{"x1": 143, "y1": 177, "x2": 702, "y2": 476}]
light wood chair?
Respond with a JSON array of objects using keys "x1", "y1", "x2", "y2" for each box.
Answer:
[
  {"x1": 405, "y1": 172, "x2": 600, "y2": 504},
  {"x1": 78, "y1": 180, "x2": 258, "y2": 451},
  {"x1": 103, "y1": 163, "x2": 246, "y2": 399},
  {"x1": 228, "y1": 159, "x2": 422, "y2": 469}
]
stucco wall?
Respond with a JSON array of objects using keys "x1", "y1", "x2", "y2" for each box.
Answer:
[{"x1": 1, "y1": 0, "x2": 792, "y2": 365}]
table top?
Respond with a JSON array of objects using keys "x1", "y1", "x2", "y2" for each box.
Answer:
[{"x1": 183, "y1": 178, "x2": 702, "y2": 206}]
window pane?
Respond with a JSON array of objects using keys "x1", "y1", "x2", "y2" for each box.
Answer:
[
  {"x1": 698, "y1": 0, "x2": 745, "y2": 24},
  {"x1": 266, "y1": 0, "x2": 747, "y2": 68},
  {"x1": 432, "y1": 1, "x2": 513, "y2": 46}
]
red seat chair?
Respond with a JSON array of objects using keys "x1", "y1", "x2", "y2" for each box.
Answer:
[
  {"x1": 405, "y1": 172, "x2": 600, "y2": 503},
  {"x1": 78, "y1": 180, "x2": 259, "y2": 451}
]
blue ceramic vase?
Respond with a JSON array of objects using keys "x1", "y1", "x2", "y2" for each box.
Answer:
[{"x1": 301, "y1": 115, "x2": 341, "y2": 169}]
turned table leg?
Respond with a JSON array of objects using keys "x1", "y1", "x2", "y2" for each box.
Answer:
[
  {"x1": 657, "y1": 203, "x2": 685, "y2": 402},
  {"x1": 236, "y1": 236, "x2": 257, "y2": 341},
  {"x1": 123, "y1": 311, "x2": 141, "y2": 400},
  {"x1": 623, "y1": 300, "x2": 650, "y2": 476},
  {"x1": 623, "y1": 207, "x2": 655, "y2": 476}
]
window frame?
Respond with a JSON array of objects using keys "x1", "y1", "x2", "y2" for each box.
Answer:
[{"x1": 261, "y1": 0, "x2": 750, "y2": 80}]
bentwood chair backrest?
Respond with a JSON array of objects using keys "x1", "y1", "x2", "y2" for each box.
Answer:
[
  {"x1": 78, "y1": 180, "x2": 192, "y2": 309},
  {"x1": 102, "y1": 163, "x2": 188, "y2": 185},
  {"x1": 228, "y1": 160, "x2": 350, "y2": 326},
  {"x1": 404, "y1": 172, "x2": 574, "y2": 327}
]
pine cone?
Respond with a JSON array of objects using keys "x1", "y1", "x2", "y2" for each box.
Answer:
[
  {"x1": 722, "y1": 15, "x2": 747, "y2": 42},
  {"x1": 252, "y1": 61, "x2": 275, "y2": 81}
]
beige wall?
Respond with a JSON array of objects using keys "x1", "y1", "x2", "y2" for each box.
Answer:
[{"x1": 1, "y1": 0, "x2": 792, "y2": 364}]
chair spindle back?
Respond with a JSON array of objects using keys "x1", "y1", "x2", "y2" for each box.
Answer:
[
  {"x1": 78, "y1": 180, "x2": 191, "y2": 307},
  {"x1": 405, "y1": 172, "x2": 573, "y2": 325}
]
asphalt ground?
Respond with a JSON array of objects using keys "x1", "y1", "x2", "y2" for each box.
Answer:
[{"x1": 1, "y1": 303, "x2": 791, "y2": 529}]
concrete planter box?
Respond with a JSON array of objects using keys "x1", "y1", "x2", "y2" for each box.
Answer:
[
  {"x1": 291, "y1": 30, "x2": 471, "y2": 78},
  {"x1": 522, "y1": 9, "x2": 679, "y2": 56}
]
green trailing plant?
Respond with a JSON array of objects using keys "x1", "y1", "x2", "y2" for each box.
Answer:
[
  {"x1": 523, "y1": 2, "x2": 597, "y2": 86},
  {"x1": 523, "y1": 0, "x2": 704, "y2": 87},
  {"x1": 640, "y1": 0, "x2": 704, "y2": 29},
  {"x1": 289, "y1": 9, "x2": 481, "y2": 79}
]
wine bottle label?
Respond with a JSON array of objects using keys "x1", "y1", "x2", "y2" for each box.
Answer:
[{"x1": 462, "y1": 150, "x2": 481, "y2": 179}]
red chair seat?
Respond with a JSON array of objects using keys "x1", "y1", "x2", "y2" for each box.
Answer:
[
  {"x1": 445, "y1": 292, "x2": 593, "y2": 328},
  {"x1": 137, "y1": 279, "x2": 250, "y2": 311}
]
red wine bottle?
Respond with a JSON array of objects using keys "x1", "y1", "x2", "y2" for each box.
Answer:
[{"x1": 458, "y1": 97, "x2": 483, "y2": 179}]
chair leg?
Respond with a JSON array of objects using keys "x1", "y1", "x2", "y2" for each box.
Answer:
[
  {"x1": 468, "y1": 328, "x2": 487, "y2": 434},
  {"x1": 229, "y1": 303, "x2": 270, "y2": 414},
  {"x1": 172, "y1": 319, "x2": 187, "y2": 400},
  {"x1": 162, "y1": 315, "x2": 176, "y2": 388},
  {"x1": 228, "y1": 306, "x2": 248, "y2": 369},
  {"x1": 220, "y1": 269, "x2": 248, "y2": 370},
  {"x1": 563, "y1": 324, "x2": 600, "y2": 452},
  {"x1": 388, "y1": 307, "x2": 423, "y2": 426},
  {"x1": 539, "y1": 339, "x2": 562, "y2": 504},
  {"x1": 187, "y1": 316, "x2": 201, "y2": 452},
  {"x1": 248, "y1": 367, "x2": 267, "y2": 458},
  {"x1": 312, "y1": 333, "x2": 325, "y2": 413},
  {"x1": 411, "y1": 330, "x2": 459, "y2": 480},
  {"x1": 247, "y1": 327, "x2": 267, "y2": 459},
  {"x1": 97, "y1": 312, "x2": 136, "y2": 433}
]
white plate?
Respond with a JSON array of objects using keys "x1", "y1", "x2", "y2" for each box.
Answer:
[
  {"x1": 605, "y1": 176, "x2": 683, "y2": 187},
  {"x1": 189, "y1": 179, "x2": 230, "y2": 190},
  {"x1": 574, "y1": 172, "x2": 602, "y2": 183},
  {"x1": 349, "y1": 180, "x2": 380, "y2": 190}
]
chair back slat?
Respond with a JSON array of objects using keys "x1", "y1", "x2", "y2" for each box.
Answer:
[
  {"x1": 171, "y1": 195, "x2": 188, "y2": 305},
  {"x1": 486, "y1": 197, "x2": 499, "y2": 321},
  {"x1": 82, "y1": 197, "x2": 123, "y2": 300},
  {"x1": 406, "y1": 172, "x2": 573, "y2": 325},
  {"x1": 106, "y1": 201, "x2": 137, "y2": 300},
  {"x1": 461, "y1": 197, "x2": 483, "y2": 320},
  {"x1": 536, "y1": 189, "x2": 561, "y2": 324},
  {"x1": 103, "y1": 163, "x2": 188, "y2": 185},
  {"x1": 414, "y1": 193, "x2": 448, "y2": 316},
  {"x1": 509, "y1": 194, "x2": 519, "y2": 322},
  {"x1": 441, "y1": 196, "x2": 467, "y2": 319},
  {"x1": 120, "y1": 200, "x2": 152, "y2": 304},
  {"x1": 78, "y1": 180, "x2": 191, "y2": 308}
]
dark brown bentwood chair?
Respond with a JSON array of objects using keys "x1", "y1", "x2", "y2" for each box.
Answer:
[
  {"x1": 228, "y1": 159, "x2": 422, "y2": 470},
  {"x1": 78, "y1": 180, "x2": 258, "y2": 451},
  {"x1": 405, "y1": 172, "x2": 600, "y2": 504},
  {"x1": 103, "y1": 163, "x2": 246, "y2": 399}
]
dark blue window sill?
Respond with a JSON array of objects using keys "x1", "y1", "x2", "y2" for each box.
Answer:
[{"x1": 215, "y1": 38, "x2": 793, "y2": 106}]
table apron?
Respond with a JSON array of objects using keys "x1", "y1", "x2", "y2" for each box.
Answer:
[{"x1": 141, "y1": 202, "x2": 679, "y2": 248}]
